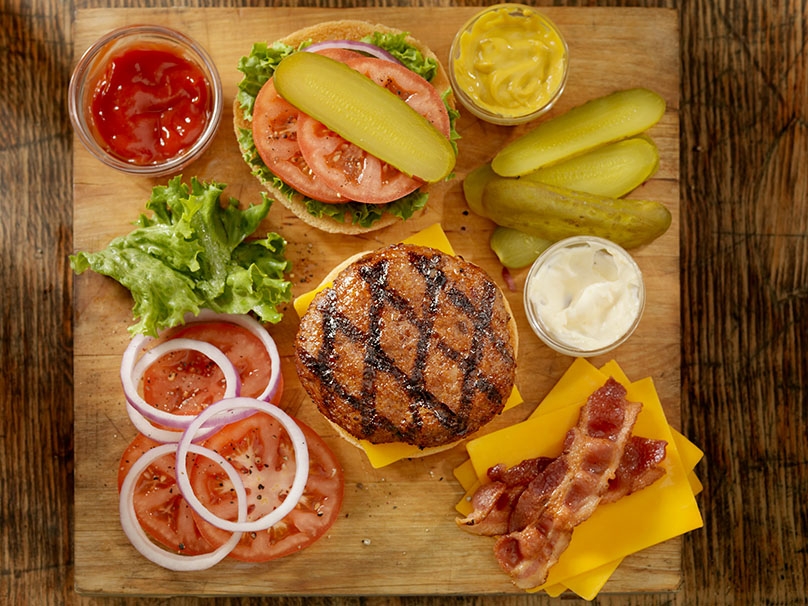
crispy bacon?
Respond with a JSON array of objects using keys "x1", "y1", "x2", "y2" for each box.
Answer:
[
  {"x1": 457, "y1": 436, "x2": 666, "y2": 535},
  {"x1": 602, "y1": 436, "x2": 667, "y2": 504},
  {"x1": 459, "y1": 457, "x2": 553, "y2": 536},
  {"x1": 457, "y1": 378, "x2": 668, "y2": 589}
]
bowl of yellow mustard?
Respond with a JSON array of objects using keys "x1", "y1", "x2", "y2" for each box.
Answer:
[{"x1": 449, "y1": 4, "x2": 568, "y2": 125}]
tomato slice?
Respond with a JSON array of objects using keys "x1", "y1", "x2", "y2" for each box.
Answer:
[
  {"x1": 296, "y1": 115, "x2": 423, "y2": 204},
  {"x1": 188, "y1": 412, "x2": 344, "y2": 562},
  {"x1": 118, "y1": 433, "x2": 214, "y2": 555},
  {"x1": 346, "y1": 55, "x2": 451, "y2": 138},
  {"x1": 142, "y1": 321, "x2": 282, "y2": 417},
  {"x1": 252, "y1": 79, "x2": 345, "y2": 203},
  {"x1": 296, "y1": 55, "x2": 451, "y2": 204},
  {"x1": 251, "y1": 48, "x2": 364, "y2": 204}
]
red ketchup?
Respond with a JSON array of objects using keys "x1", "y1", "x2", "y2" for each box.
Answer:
[{"x1": 90, "y1": 45, "x2": 210, "y2": 165}]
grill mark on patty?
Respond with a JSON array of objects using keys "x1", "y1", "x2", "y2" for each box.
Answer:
[
  {"x1": 444, "y1": 278, "x2": 505, "y2": 424},
  {"x1": 296, "y1": 244, "x2": 516, "y2": 447},
  {"x1": 301, "y1": 289, "x2": 400, "y2": 439}
]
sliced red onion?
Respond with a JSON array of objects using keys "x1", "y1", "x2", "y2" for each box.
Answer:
[
  {"x1": 175, "y1": 397, "x2": 310, "y2": 534},
  {"x1": 121, "y1": 333, "x2": 152, "y2": 382},
  {"x1": 124, "y1": 401, "x2": 219, "y2": 444},
  {"x1": 502, "y1": 267, "x2": 517, "y2": 292},
  {"x1": 304, "y1": 40, "x2": 402, "y2": 64},
  {"x1": 119, "y1": 442, "x2": 247, "y2": 571},
  {"x1": 122, "y1": 337, "x2": 242, "y2": 430},
  {"x1": 183, "y1": 310, "x2": 283, "y2": 403}
]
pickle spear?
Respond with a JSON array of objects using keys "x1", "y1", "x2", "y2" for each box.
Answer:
[
  {"x1": 481, "y1": 178, "x2": 671, "y2": 249},
  {"x1": 489, "y1": 226, "x2": 552, "y2": 269},
  {"x1": 523, "y1": 136, "x2": 659, "y2": 198},
  {"x1": 491, "y1": 88, "x2": 666, "y2": 177},
  {"x1": 464, "y1": 136, "x2": 659, "y2": 217},
  {"x1": 463, "y1": 163, "x2": 497, "y2": 217},
  {"x1": 273, "y1": 51, "x2": 456, "y2": 183}
]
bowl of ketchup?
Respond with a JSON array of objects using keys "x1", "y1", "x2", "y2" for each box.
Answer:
[{"x1": 69, "y1": 25, "x2": 222, "y2": 177}]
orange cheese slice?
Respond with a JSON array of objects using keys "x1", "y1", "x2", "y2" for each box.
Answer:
[
  {"x1": 544, "y1": 557, "x2": 623, "y2": 599},
  {"x1": 455, "y1": 358, "x2": 703, "y2": 598},
  {"x1": 294, "y1": 223, "x2": 523, "y2": 468},
  {"x1": 545, "y1": 368, "x2": 703, "y2": 599},
  {"x1": 454, "y1": 360, "x2": 703, "y2": 500},
  {"x1": 452, "y1": 458, "x2": 478, "y2": 493}
]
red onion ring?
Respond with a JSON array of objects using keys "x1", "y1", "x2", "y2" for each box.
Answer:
[
  {"x1": 118, "y1": 442, "x2": 247, "y2": 571},
  {"x1": 175, "y1": 397, "x2": 310, "y2": 534},
  {"x1": 122, "y1": 337, "x2": 242, "y2": 430},
  {"x1": 502, "y1": 267, "x2": 517, "y2": 292},
  {"x1": 183, "y1": 310, "x2": 282, "y2": 403},
  {"x1": 120, "y1": 332, "x2": 151, "y2": 384},
  {"x1": 124, "y1": 400, "x2": 220, "y2": 444},
  {"x1": 304, "y1": 40, "x2": 402, "y2": 64}
]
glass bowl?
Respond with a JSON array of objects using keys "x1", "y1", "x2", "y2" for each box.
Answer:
[
  {"x1": 449, "y1": 4, "x2": 569, "y2": 125},
  {"x1": 68, "y1": 24, "x2": 223, "y2": 177},
  {"x1": 523, "y1": 236, "x2": 645, "y2": 357}
]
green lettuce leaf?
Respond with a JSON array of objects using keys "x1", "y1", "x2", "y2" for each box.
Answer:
[
  {"x1": 236, "y1": 41, "x2": 297, "y2": 121},
  {"x1": 360, "y1": 32, "x2": 438, "y2": 80},
  {"x1": 70, "y1": 176, "x2": 293, "y2": 336}
]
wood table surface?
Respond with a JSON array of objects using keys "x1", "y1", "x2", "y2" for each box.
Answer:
[{"x1": 2, "y1": 0, "x2": 806, "y2": 605}]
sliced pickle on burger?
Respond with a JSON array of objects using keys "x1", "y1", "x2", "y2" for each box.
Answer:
[{"x1": 273, "y1": 51, "x2": 456, "y2": 183}]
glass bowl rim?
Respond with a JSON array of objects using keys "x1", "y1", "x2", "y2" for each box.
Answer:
[
  {"x1": 449, "y1": 3, "x2": 569, "y2": 125},
  {"x1": 68, "y1": 24, "x2": 223, "y2": 177},
  {"x1": 522, "y1": 235, "x2": 646, "y2": 357}
]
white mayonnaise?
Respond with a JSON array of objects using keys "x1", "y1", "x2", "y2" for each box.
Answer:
[{"x1": 523, "y1": 237, "x2": 644, "y2": 356}]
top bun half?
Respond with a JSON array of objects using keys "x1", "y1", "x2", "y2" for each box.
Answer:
[{"x1": 234, "y1": 20, "x2": 455, "y2": 235}]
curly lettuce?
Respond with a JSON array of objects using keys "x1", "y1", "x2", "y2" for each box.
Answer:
[{"x1": 70, "y1": 177, "x2": 293, "y2": 336}]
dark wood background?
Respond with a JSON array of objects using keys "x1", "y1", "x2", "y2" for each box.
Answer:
[{"x1": 2, "y1": 1, "x2": 806, "y2": 605}]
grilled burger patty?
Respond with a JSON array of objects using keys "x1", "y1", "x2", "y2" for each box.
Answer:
[{"x1": 295, "y1": 243, "x2": 517, "y2": 449}]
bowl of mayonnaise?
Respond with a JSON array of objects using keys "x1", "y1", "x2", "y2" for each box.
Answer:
[
  {"x1": 523, "y1": 236, "x2": 645, "y2": 357},
  {"x1": 449, "y1": 4, "x2": 568, "y2": 125}
]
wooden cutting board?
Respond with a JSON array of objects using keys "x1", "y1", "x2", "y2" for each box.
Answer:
[{"x1": 72, "y1": 6, "x2": 681, "y2": 597}]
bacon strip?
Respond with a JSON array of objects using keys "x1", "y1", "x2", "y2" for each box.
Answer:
[
  {"x1": 457, "y1": 436, "x2": 667, "y2": 536},
  {"x1": 602, "y1": 435, "x2": 667, "y2": 504},
  {"x1": 458, "y1": 457, "x2": 554, "y2": 536},
  {"x1": 457, "y1": 378, "x2": 667, "y2": 589}
]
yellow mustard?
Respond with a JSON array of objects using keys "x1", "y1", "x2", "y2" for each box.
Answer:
[{"x1": 451, "y1": 5, "x2": 568, "y2": 122}]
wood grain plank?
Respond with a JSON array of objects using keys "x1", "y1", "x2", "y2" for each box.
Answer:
[
  {"x1": 6, "y1": 0, "x2": 807, "y2": 605},
  {"x1": 72, "y1": 6, "x2": 681, "y2": 597}
]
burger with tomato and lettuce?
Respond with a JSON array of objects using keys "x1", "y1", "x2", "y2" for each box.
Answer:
[{"x1": 234, "y1": 20, "x2": 460, "y2": 234}]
